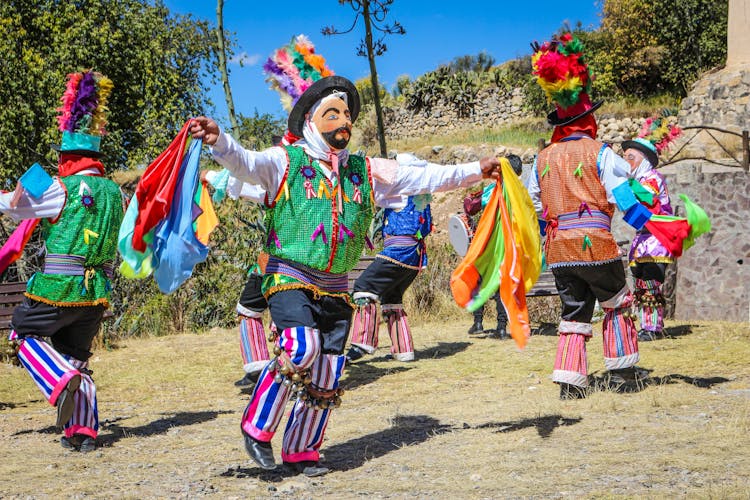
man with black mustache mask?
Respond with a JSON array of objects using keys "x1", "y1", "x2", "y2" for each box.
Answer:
[{"x1": 190, "y1": 75, "x2": 501, "y2": 477}]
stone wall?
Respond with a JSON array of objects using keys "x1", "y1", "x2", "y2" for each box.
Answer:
[
  {"x1": 664, "y1": 163, "x2": 749, "y2": 322},
  {"x1": 383, "y1": 84, "x2": 645, "y2": 151},
  {"x1": 384, "y1": 87, "x2": 529, "y2": 140},
  {"x1": 678, "y1": 66, "x2": 750, "y2": 159}
]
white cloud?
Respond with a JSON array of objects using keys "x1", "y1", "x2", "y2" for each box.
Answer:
[{"x1": 229, "y1": 52, "x2": 260, "y2": 66}]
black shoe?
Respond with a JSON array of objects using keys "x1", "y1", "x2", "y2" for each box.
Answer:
[
  {"x1": 56, "y1": 374, "x2": 81, "y2": 428},
  {"x1": 61, "y1": 434, "x2": 96, "y2": 452},
  {"x1": 346, "y1": 345, "x2": 366, "y2": 363},
  {"x1": 60, "y1": 435, "x2": 77, "y2": 451},
  {"x1": 488, "y1": 324, "x2": 509, "y2": 340},
  {"x1": 243, "y1": 433, "x2": 276, "y2": 470},
  {"x1": 559, "y1": 383, "x2": 588, "y2": 400},
  {"x1": 78, "y1": 437, "x2": 96, "y2": 453},
  {"x1": 608, "y1": 366, "x2": 651, "y2": 384},
  {"x1": 284, "y1": 460, "x2": 330, "y2": 477},
  {"x1": 638, "y1": 330, "x2": 657, "y2": 342},
  {"x1": 467, "y1": 321, "x2": 484, "y2": 335},
  {"x1": 234, "y1": 372, "x2": 259, "y2": 387}
]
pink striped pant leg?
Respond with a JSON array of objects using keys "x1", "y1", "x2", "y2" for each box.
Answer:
[
  {"x1": 14, "y1": 334, "x2": 81, "y2": 406},
  {"x1": 601, "y1": 291, "x2": 639, "y2": 370},
  {"x1": 63, "y1": 357, "x2": 98, "y2": 439},
  {"x1": 383, "y1": 304, "x2": 414, "y2": 361},
  {"x1": 349, "y1": 293, "x2": 379, "y2": 354},
  {"x1": 552, "y1": 321, "x2": 592, "y2": 387},
  {"x1": 636, "y1": 278, "x2": 664, "y2": 334},
  {"x1": 241, "y1": 326, "x2": 321, "y2": 442},
  {"x1": 281, "y1": 353, "x2": 346, "y2": 463},
  {"x1": 239, "y1": 312, "x2": 270, "y2": 375}
]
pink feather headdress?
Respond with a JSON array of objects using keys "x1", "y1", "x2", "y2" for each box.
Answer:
[{"x1": 263, "y1": 35, "x2": 334, "y2": 112}]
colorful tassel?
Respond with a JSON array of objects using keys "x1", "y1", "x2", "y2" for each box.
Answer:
[
  {"x1": 311, "y1": 223, "x2": 328, "y2": 244},
  {"x1": 582, "y1": 235, "x2": 592, "y2": 250},
  {"x1": 267, "y1": 228, "x2": 281, "y2": 249},
  {"x1": 574, "y1": 162, "x2": 583, "y2": 178}
]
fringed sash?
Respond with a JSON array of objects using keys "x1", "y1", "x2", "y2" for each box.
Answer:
[
  {"x1": 43, "y1": 254, "x2": 115, "y2": 280},
  {"x1": 265, "y1": 256, "x2": 349, "y2": 293}
]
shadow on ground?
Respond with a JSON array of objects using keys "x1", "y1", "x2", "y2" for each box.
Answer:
[
  {"x1": 472, "y1": 414, "x2": 582, "y2": 438},
  {"x1": 342, "y1": 363, "x2": 413, "y2": 391},
  {"x1": 13, "y1": 410, "x2": 234, "y2": 444},
  {"x1": 341, "y1": 341, "x2": 470, "y2": 391},
  {"x1": 220, "y1": 414, "x2": 453, "y2": 481},
  {"x1": 97, "y1": 410, "x2": 234, "y2": 446},
  {"x1": 590, "y1": 368, "x2": 731, "y2": 394},
  {"x1": 220, "y1": 412, "x2": 586, "y2": 480}
]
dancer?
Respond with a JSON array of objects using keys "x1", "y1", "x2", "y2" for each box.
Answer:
[
  {"x1": 346, "y1": 154, "x2": 432, "y2": 363},
  {"x1": 622, "y1": 116, "x2": 681, "y2": 341},
  {"x1": 190, "y1": 34, "x2": 500, "y2": 477},
  {"x1": 528, "y1": 34, "x2": 647, "y2": 399},
  {"x1": 1, "y1": 71, "x2": 124, "y2": 451}
]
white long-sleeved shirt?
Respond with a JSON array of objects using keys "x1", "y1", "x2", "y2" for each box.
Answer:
[
  {"x1": 209, "y1": 132, "x2": 483, "y2": 208},
  {"x1": 526, "y1": 137, "x2": 632, "y2": 216}
]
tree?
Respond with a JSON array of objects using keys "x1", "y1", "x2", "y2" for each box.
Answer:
[
  {"x1": 216, "y1": 0, "x2": 240, "y2": 136},
  {"x1": 0, "y1": 0, "x2": 218, "y2": 180},
  {"x1": 322, "y1": 0, "x2": 405, "y2": 157},
  {"x1": 448, "y1": 52, "x2": 496, "y2": 74}
]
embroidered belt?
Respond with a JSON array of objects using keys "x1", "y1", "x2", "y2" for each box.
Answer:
[
  {"x1": 384, "y1": 235, "x2": 426, "y2": 268},
  {"x1": 266, "y1": 256, "x2": 349, "y2": 293},
  {"x1": 383, "y1": 235, "x2": 419, "y2": 247},
  {"x1": 556, "y1": 210, "x2": 611, "y2": 231},
  {"x1": 43, "y1": 254, "x2": 115, "y2": 280}
]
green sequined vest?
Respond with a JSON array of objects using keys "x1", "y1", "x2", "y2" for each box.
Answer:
[
  {"x1": 264, "y1": 146, "x2": 374, "y2": 274},
  {"x1": 26, "y1": 175, "x2": 124, "y2": 306}
]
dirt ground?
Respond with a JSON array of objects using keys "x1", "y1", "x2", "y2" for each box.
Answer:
[{"x1": 1, "y1": 319, "x2": 749, "y2": 499}]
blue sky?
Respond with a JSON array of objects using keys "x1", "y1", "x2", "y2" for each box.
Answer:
[{"x1": 164, "y1": 0, "x2": 601, "y2": 126}]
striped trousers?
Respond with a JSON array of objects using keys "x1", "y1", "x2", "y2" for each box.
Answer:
[
  {"x1": 239, "y1": 312, "x2": 271, "y2": 375},
  {"x1": 13, "y1": 332, "x2": 98, "y2": 438},
  {"x1": 350, "y1": 301, "x2": 414, "y2": 360},
  {"x1": 553, "y1": 292, "x2": 639, "y2": 387},
  {"x1": 635, "y1": 278, "x2": 664, "y2": 333},
  {"x1": 240, "y1": 326, "x2": 345, "y2": 463}
]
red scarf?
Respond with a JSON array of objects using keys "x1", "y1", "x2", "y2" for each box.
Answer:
[
  {"x1": 58, "y1": 154, "x2": 105, "y2": 177},
  {"x1": 551, "y1": 114, "x2": 598, "y2": 143}
]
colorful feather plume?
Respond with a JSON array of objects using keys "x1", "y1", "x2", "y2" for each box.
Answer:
[
  {"x1": 532, "y1": 33, "x2": 592, "y2": 109},
  {"x1": 638, "y1": 113, "x2": 682, "y2": 153},
  {"x1": 263, "y1": 34, "x2": 334, "y2": 111},
  {"x1": 57, "y1": 70, "x2": 113, "y2": 136}
]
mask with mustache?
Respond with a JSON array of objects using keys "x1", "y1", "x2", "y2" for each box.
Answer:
[{"x1": 322, "y1": 126, "x2": 351, "y2": 150}]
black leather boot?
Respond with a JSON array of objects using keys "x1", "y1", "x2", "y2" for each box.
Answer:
[
  {"x1": 243, "y1": 433, "x2": 277, "y2": 470},
  {"x1": 559, "y1": 383, "x2": 588, "y2": 400},
  {"x1": 284, "y1": 460, "x2": 330, "y2": 477}
]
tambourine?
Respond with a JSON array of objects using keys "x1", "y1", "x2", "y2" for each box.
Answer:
[{"x1": 448, "y1": 214, "x2": 475, "y2": 257}]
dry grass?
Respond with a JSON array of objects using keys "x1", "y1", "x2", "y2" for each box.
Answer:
[{"x1": 1, "y1": 320, "x2": 749, "y2": 498}]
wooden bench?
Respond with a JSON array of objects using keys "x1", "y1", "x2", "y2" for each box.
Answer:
[
  {"x1": 0, "y1": 281, "x2": 29, "y2": 332},
  {"x1": 348, "y1": 254, "x2": 377, "y2": 292},
  {"x1": 0, "y1": 280, "x2": 114, "y2": 333}
]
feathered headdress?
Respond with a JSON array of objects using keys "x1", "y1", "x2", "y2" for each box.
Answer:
[
  {"x1": 55, "y1": 70, "x2": 113, "y2": 156},
  {"x1": 623, "y1": 112, "x2": 682, "y2": 167},
  {"x1": 263, "y1": 34, "x2": 334, "y2": 112},
  {"x1": 531, "y1": 33, "x2": 601, "y2": 126}
]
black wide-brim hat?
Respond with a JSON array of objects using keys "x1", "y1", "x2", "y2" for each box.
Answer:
[
  {"x1": 288, "y1": 76, "x2": 360, "y2": 137},
  {"x1": 621, "y1": 139, "x2": 659, "y2": 167},
  {"x1": 547, "y1": 99, "x2": 603, "y2": 126}
]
